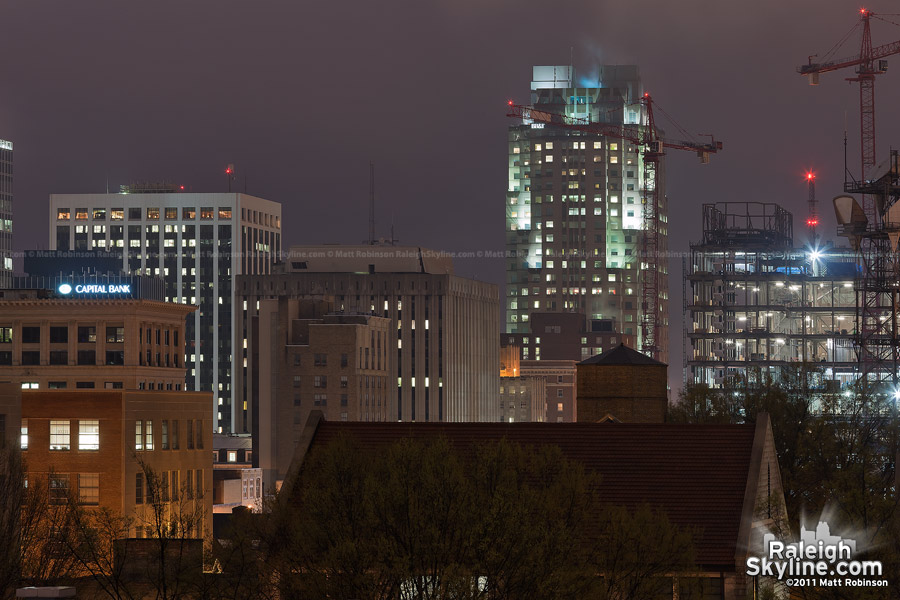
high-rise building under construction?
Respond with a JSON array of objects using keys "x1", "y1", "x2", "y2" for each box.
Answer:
[{"x1": 505, "y1": 65, "x2": 668, "y2": 363}]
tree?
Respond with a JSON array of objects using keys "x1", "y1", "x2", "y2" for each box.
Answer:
[
  {"x1": 0, "y1": 447, "x2": 26, "y2": 598},
  {"x1": 672, "y1": 368, "x2": 900, "y2": 599},
  {"x1": 263, "y1": 435, "x2": 698, "y2": 600}
]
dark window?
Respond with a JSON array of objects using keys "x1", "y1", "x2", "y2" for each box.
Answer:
[
  {"x1": 340, "y1": 353, "x2": 348, "y2": 367},
  {"x1": 21, "y1": 351, "x2": 40, "y2": 365},
  {"x1": 48, "y1": 381, "x2": 67, "y2": 389},
  {"x1": 172, "y1": 420, "x2": 179, "y2": 449},
  {"x1": 135, "y1": 472, "x2": 143, "y2": 504},
  {"x1": 128, "y1": 207, "x2": 141, "y2": 220},
  {"x1": 314, "y1": 353, "x2": 327, "y2": 367},
  {"x1": 0, "y1": 352, "x2": 12, "y2": 365},
  {"x1": 341, "y1": 394, "x2": 348, "y2": 407},
  {"x1": 105, "y1": 351, "x2": 124, "y2": 365},
  {"x1": 106, "y1": 327, "x2": 124, "y2": 343},
  {"x1": 77, "y1": 327, "x2": 96, "y2": 343},
  {"x1": 49, "y1": 327, "x2": 68, "y2": 343},
  {"x1": 21, "y1": 327, "x2": 40, "y2": 344},
  {"x1": 77, "y1": 350, "x2": 96, "y2": 365},
  {"x1": 76, "y1": 382, "x2": 95, "y2": 389},
  {"x1": 104, "y1": 382, "x2": 123, "y2": 389},
  {"x1": 187, "y1": 420, "x2": 194, "y2": 450},
  {"x1": 196, "y1": 420, "x2": 203, "y2": 449},
  {"x1": 49, "y1": 351, "x2": 68, "y2": 365},
  {"x1": 49, "y1": 474, "x2": 69, "y2": 504}
]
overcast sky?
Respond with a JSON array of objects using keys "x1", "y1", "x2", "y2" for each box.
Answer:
[{"x1": 3, "y1": 1, "x2": 899, "y2": 390}]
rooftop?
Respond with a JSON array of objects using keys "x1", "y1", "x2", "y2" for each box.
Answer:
[
  {"x1": 578, "y1": 343, "x2": 666, "y2": 366},
  {"x1": 288, "y1": 416, "x2": 771, "y2": 569}
]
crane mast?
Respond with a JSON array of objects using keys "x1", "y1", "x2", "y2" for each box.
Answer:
[
  {"x1": 799, "y1": 9, "x2": 900, "y2": 224},
  {"x1": 506, "y1": 97, "x2": 721, "y2": 360}
]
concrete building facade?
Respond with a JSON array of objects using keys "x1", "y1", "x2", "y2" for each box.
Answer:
[
  {"x1": 249, "y1": 297, "x2": 391, "y2": 487},
  {"x1": 685, "y1": 202, "x2": 858, "y2": 390},
  {"x1": 0, "y1": 289, "x2": 195, "y2": 392},
  {"x1": 0, "y1": 139, "x2": 11, "y2": 288},
  {"x1": 506, "y1": 65, "x2": 668, "y2": 362},
  {"x1": 237, "y1": 245, "x2": 500, "y2": 437},
  {"x1": 49, "y1": 190, "x2": 282, "y2": 432}
]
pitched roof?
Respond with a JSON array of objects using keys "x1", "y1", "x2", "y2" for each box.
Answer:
[
  {"x1": 295, "y1": 419, "x2": 760, "y2": 570},
  {"x1": 578, "y1": 343, "x2": 667, "y2": 366}
]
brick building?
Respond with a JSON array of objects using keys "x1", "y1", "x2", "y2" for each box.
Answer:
[
  {"x1": 285, "y1": 413, "x2": 787, "y2": 599},
  {"x1": 0, "y1": 288, "x2": 195, "y2": 392},
  {"x1": 0, "y1": 389, "x2": 212, "y2": 538},
  {"x1": 577, "y1": 343, "x2": 667, "y2": 423}
]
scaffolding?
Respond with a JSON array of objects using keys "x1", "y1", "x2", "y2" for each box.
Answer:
[
  {"x1": 685, "y1": 202, "x2": 859, "y2": 390},
  {"x1": 837, "y1": 149, "x2": 900, "y2": 388}
]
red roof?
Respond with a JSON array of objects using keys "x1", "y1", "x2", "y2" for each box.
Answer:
[{"x1": 300, "y1": 421, "x2": 758, "y2": 570}]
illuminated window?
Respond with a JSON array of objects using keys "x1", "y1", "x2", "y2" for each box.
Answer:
[
  {"x1": 78, "y1": 420, "x2": 99, "y2": 451},
  {"x1": 545, "y1": 142, "x2": 553, "y2": 150},
  {"x1": 75, "y1": 208, "x2": 88, "y2": 220},
  {"x1": 111, "y1": 208, "x2": 124, "y2": 220},
  {"x1": 20, "y1": 419, "x2": 28, "y2": 450},
  {"x1": 182, "y1": 207, "x2": 196, "y2": 220},
  {"x1": 146, "y1": 208, "x2": 160, "y2": 220},
  {"x1": 218, "y1": 208, "x2": 232, "y2": 219},
  {"x1": 200, "y1": 207, "x2": 214, "y2": 220},
  {"x1": 50, "y1": 420, "x2": 70, "y2": 450},
  {"x1": 165, "y1": 207, "x2": 177, "y2": 220},
  {"x1": 92, "y1": 208, "x2": 106, "y2": 220}
]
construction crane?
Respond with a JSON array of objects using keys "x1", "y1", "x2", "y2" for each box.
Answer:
[
  {"x1": 507, "y1": 95, "x2": 722, "y2": 360},
  {"x1": 798, "y1": 8, "x2": 900, "y2": 224}
]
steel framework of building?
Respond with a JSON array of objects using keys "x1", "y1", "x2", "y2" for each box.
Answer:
[{"x1": 685, "y1": 203, "x2": 861, "y2": 390}]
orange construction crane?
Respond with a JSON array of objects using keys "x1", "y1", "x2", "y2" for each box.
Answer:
[
  {"x1": 507, "y1": 95, "x2": 722, "y2": 360},
  {"x1": 799, "y1": 9, "x2": 900, "y2": 223}
]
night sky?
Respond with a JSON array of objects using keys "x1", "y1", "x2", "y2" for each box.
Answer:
[{"x1": 3, "y1": 1, "x2": 900, "y2": 392}]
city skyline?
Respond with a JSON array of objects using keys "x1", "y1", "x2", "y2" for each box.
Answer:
[{"x1": 4, "y1": 1, "x2": 900, "y2": 392}]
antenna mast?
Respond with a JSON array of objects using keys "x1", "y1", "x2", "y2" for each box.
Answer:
[{"x1": 369, "y1": 162, "x2": 376, "y2": 244}]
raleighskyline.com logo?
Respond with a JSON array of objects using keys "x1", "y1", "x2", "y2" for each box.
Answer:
[{"x1": 746, "y1": 521, "x2": 886, "y2": 588}]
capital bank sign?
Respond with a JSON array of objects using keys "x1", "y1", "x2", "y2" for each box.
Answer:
[{"x1": 58, "y1": 283, "x2": 132, "y2": 295}]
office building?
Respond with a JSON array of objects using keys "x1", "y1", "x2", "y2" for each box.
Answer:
[
  {"x1": 237, "y1": 244, "x2": 500, "y2": 440},
  {"x1": 506, "y1": 65, "x2": 669, "y2": 362},
  {"x1": 0, "y1": 139, "x2": 11, "y2": 288},
  {"x1": 0, "y1": 388, "x2": 212, "y2": 538},
  {"x1": 685, "y1": 202, "x2": 858, "y2": 389},
  {"x1": 49, "y1": 188, "x2": 282, "y2": 432},
  {"x1": 0, "y1": 288, "x2": 194, "y2": 391},
  {"x1": 249, "y1": 297, "x2": 391, "y2": 487}
]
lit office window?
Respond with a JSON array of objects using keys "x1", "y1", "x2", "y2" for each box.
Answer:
[
  {"x1": 50, "y1": 420, "x2": 70, "y2": 450},
  {"x1": 78, "y1": 420, "x2": 99, "y2": 451}
]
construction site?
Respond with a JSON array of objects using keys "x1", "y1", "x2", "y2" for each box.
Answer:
[
  {"x1": 686, "y1": 9, "x2": 900, "y2": 395},
  {"x1": 684, "y1": 202, "x2": 860, "y2": 390}
]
